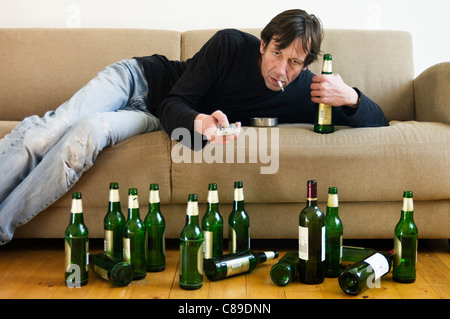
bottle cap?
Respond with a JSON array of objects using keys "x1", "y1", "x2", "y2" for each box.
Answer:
[{"x1": 307, "y1": 180, "x2": 317, "y2": 199}]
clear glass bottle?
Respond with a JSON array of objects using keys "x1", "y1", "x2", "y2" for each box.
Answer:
[
  {"x1": 228, "y1": 181, "x2": 250, "y2": 253},
  {"x1": 202, "y1": 183, "x2": 223, "y2": 259},
  {"x1": 104, "y1": 182, "x2": 125, "y2": 260},
  {"x1": 393, "y1": 190, "x2": 418, "y2": 283},
  {"x1": 204, "y1": 250, "x2": 278, "y2": 281},
  {"x1": 64, "y1": 192, "x2": 89, "y2": 287},
  {"x1": 123, "y1": 188, "x2": 147, "y2": 280},
  {"x1": 324, "y1": 186, "x2": 343, "y2": 277},
  {"x1": 298, "y1": 180, "x2": 325, "y2": 284},
  {"x1": 179, "y1": 194, "x2": 204, "y2": 290},
  {"x1": 145, "y1": 183, "x2": 166, "y2": 272}
]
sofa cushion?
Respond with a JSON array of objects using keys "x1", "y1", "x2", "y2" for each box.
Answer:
[
  {"x1": 0, "y1": 28, "x2": 182, "y2": 121},
  {"x1": 170, "y1": 121, "x2": 450, "y2": 204}
]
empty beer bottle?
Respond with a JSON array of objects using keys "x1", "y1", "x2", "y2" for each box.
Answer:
[
  {"x1": 202, "y1": 183, "x2": 223, "y2": 259},
  {"x1": 270, "y1": 251, "x2": 299, "y2": 286},
  {"x1": 104, "y1": 182, "x2": 125, "y2": 260},
  {"x1": 179, "y1": 194, "x2": 204, "y2": 290},
  {"x1": 338, "y1": 250, "x2": 393, "y2": 295},
  {"x1": 90, "y1": 252, "x2": 134, "y2": 287},
  {"x1": 342, "y1": 245, "x2": 377, "y2": 263},
  {"x1": 123, "y1": 188, "x2": 147, "y2": 280},
  {"x1": 204, "y1": 250, "x2": 278, "y2": 281},
  {"x1": 298, "y1": 180, "x2": 325, "y2": 284},
  {"x1": 314, "y1": 53, "x2": 334, "y2": 134},
  {"x1": 144, "y1": 183, "x2": 166, "y2": 272},
  {"x1": 393, "y1": 191, "x2": 418, "y2": 283},
  {"x1": 228, "y1": 181, "x2": 250, "y2": 253},
  {"x1": 64, "y1": 192, "x2": 89, "y2": 287},
  {"x1": 325, "y1": 186, "x2": 343, "y2": 277}
]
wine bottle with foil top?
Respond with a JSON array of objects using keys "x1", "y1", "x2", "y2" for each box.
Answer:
[
  {"x1": 179, "y1": 194, "x2": 204, "y2": 290},
  {"x1": 314, "y1": 53, "x2": 334, "y2": 134},
  {"x1": 90, "y1": 252, "x2": 134, "y2": 287},
  {"x1": 324, "y1": 186, "x2": 343, "y2": 277},
  {"x1": 123, "y1": 188, "x2": 147, "y2": 280},
  {"x1": 204, "y1": 250, "x2": 278, "y2": 281},
  {"x1": 145, "y1": 183, "x2": 166, "y2": 272},
  {"x1": 202, "y1": 183, "x2": 223, "y2": 259},
  {"x1": 393, "y1": 191, "x2": 418, "y2": 283},
  {"x1": 270, "y1": 251, "x2": 299, "y2": 286},
  {"x1": 104, "y1": 182, "x2": 125, "y2": 260},
  {"x1": 64, "y1": 192, "x2": 89, "y2": 287},
  {"x1": 228, "y1": 181, "x2": 250, "y2": 253},
  {"x1": 298, "y1": 180, "x2": 325, "y2": 284},
  {"x1": 338, "y1": 250, "x2": 393, "y2": 295}
]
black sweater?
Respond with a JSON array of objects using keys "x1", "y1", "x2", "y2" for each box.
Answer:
[{"x1": 136, "y1": 29, "x2": 389, "y2": 148}]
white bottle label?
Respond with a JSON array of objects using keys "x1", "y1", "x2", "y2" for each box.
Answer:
[
  {"x1": 203, "y1": 230, "x2": 213, "y2": 259},
  {"x1": 298, "y1": 226, "x2": 308, "y2": 260},
  {"x1": 365, "y1": 253, "x2": 389, "y2": 280}
]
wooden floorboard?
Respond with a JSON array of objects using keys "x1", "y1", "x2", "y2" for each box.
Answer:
[{"x1": 0, "y1": 238, "x2": 448, "y2": 302}]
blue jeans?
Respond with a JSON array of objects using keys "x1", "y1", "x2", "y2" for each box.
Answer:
[{"x1": 0, "y1": 59, "x2": 162, "y2": 245}]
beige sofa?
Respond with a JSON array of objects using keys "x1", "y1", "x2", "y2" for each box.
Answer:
[{"x1": 0, "y1": 28, "x2": 449, "y2": 241}]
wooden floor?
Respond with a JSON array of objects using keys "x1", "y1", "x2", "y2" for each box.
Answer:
[{"x1": 0, "y1": 238, "x2": 449, "y2": 301}]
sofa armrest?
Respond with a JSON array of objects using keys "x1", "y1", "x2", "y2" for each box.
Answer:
[{"x1": 414, "y1": 62, "x2": 450, "y2": 125}]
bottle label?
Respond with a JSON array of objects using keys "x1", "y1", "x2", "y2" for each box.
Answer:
[
  {"x1": 198, "y1": 242, "x2": 204, "y2": 275},
  {"x1": 327, "y1": 194, "x2": 338, "y2": 208},
  {"x1": 104, "y1": 229, "x2": 113, "y2": 254},
  {"x1": 365, "y1": 253, "x2": 389, "y2": 280},
  {"x1": 264, "y1": 251, "x2": 277, "y2": 260},
  {"x1": 128, "y1": 195, "x2": 139, "y2": 209},
  {"x1": 149, "y1": 190, "x2": 160, "y2": 204},
  {"x1": 203, "y1": 230, "x2": 213, "y2": 259},
  {"x1": 229, "y1": 228, "x2": 237, "y2": 253},
  {"x1": 298, "y1": 226, "x2": 325, "y2": 261},
  {"x1": 298, "y1": 226, "x2": 308, "y2": 260},
  {"x1": 234, "y1": 188, "x2": 244, "y2": 201},
  {"x1": 402, "y1": 198, "x2": 414, "y2": 211},
  {"x1": 225, "y1": 256, "x2": 250, "y2": 277},
  {"x1": 318, "y1": 104, "x2": 332, "y2": 125},
  {"x1": 186, "y1": 202, "x2": 199, "y2": 216},
  {"x1": 109, "y1": 189, "x2": 120, "y2": 202},
  {"x1": 123, "y1": 237, "x2": 131, "y2": 263},
  {"x1": 208, "y1": 190, "x2": 219, "y2": 204},
  {"x1": 93, "y1": 265, "x2": 109, "y2": 281},
  {"x1": 71, "y1": 199, "x2": 83, "y2": 214},
  {"x1": 322, "y1": 59, "x2": 332, "y2": 73}
]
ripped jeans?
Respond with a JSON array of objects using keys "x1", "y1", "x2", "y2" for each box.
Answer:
[{"x1": 0, "y1": 59, "x2": 162, "y2": 245}]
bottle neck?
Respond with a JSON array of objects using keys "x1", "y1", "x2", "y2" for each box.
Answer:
[
  {"x1": 128, "y1": 195, "x2": 140, "y2": 219},
  {"x1": 401, "y1": 197, "x2": 414, "y2": 220},
  {"x1": 305, "y1": 181, "x2": 318, "y2": 206},
  {"x1": 256, "y1": 251, "x2": 278, "y2": 264},
  {"x1": 70, "y1": 199, "x2": 84, "y2": 224},
  {"x1": 207, "y1": 190, "x2": 219, "y2": 211},
  {"x1": 233, "y1": 188, "x2": 245, "y2": 210},
  {"x1": 326, "y1": 193, "x2": 339, "y2": 215},
  {"x1": 186, "y1": 201, "x2": 200, "y2": 225}
]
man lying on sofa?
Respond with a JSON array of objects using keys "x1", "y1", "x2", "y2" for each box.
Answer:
[{"x1": 0, "y1": 9, "x2": 388, "y2": 245}]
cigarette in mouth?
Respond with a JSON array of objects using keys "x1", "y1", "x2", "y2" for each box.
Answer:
[{"x1": 278, "y1": 80, "x2": 284, "y2": 92}]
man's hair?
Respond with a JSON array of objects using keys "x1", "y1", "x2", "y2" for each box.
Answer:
[{"x1": 261, "y1": 9, "x2": 323, "y2": 67}]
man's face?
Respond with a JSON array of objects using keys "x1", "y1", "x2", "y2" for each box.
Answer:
[{"x1": 259, "y1": 37, "x2": 308, "y2": 91}]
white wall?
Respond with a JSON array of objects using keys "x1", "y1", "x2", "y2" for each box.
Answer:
[{"x1": 1, "y1": 0, "x2": 448, "y2": 76}]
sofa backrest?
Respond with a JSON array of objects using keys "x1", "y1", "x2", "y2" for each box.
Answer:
[
  {"x1": 1, "y1": 28, "x2": 414, "y2": 122},
  {"x1": 181, "y1": 28, "x2": 415, "y2": 122},
  {"x1": 0, "y1": 28, "x2": 181, "y2": 121}
]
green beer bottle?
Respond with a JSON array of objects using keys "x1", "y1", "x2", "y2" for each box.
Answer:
[
  {"x1": 228, "y1": 181, "x2": 250, "y2": 253},
  {"x1": 338, "y1": 250, "x2": 393, "y2": 295},
  {"x1": 123, "y1": 188, "x2": 147, "y2": 280},
  {"x1": 202, "y1": 183, "x2": 223, "y2": 259},
  {"x1": 90, "y1": 252, "x2": 134, "y2": 287},
  {"x1": 179, "y1": 194, "x2": 204, "y2": 290},
  {"x1": 314, "y1": 53, "x2": 334, "y2": 134},
  {"x1": 104, "y1": 182, "x2": 125, "y2": 260},
  {"x1": 342, "y1": 246, "x2": 377, "y2": 263},
  {"x1": 298, "y1": 180, "x2": 325, "y2": 284},
  {"x1": 145, "y1": 183, "x2": 166, "y2": 272},
  {"x1": 393, "y1": 191, "x2": 418, "y2": 283},
  {"x1": 64, "y1": 192, "x2": 89, "y2": 287},
  {"x1": 270, "y1": 251, "x2": 299, "y2": 286},
  {"x1": 204, "y1": 250, "x2": 278, "y2": 281},
  {"x1": 324, "y1": 186, "x2": 343, "y2": 277}
]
